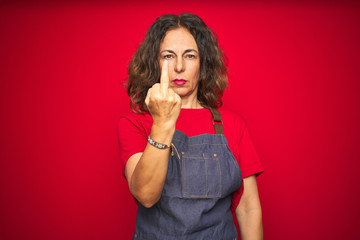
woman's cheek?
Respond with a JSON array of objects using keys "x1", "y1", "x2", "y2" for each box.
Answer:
[{"x1": 167, "y1": 59, "x2": 175, "y2": 68}]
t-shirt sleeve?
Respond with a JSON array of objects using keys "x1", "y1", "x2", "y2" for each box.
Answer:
[
  {"x1": 231, "y1": 121, "x2": 264, "y2": 213},
  {"x1": 237, "y1": 126, "x2": 264, "y2": 178},
  {"x1": 118, "y1": 115, "x2": 148, "y2": 178}
]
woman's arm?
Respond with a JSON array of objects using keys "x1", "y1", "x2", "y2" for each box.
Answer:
[
  {"x1": 125, "y1": 124, "x2": 175, "y2": 208},
  {"x1": 236, "y1": 175, "x2": 263, "y2": 240},
  {"x1": 125, "y1": 60, "x2": 181, "y2": 208}
]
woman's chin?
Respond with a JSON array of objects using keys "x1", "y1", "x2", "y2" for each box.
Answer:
[
  {"x1": 171, "y1": 87, "x2": 197, "y2": 99},
  {"x1": 172, "y1": 88, "x2": 186, "y2": 97},
  {"x1": 175, "y1": 91, "x2": 192, "y2": 99}
]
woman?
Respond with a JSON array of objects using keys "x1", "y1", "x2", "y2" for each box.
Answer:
[{"x1": 118, "y1": 13, "x2": 264, "y2": 239}]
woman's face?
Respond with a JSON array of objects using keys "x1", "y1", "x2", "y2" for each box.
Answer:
[{"x1": 159, "y1": 27, "x2": 200, "y2": 99}]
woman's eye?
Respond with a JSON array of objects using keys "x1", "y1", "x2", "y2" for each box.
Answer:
[
  {"x1": 163, "y1": 55, "x2": 173, "y2": 59},
  {"x1": 186, "y1": 54, "x2": 196, "y2": 59}
]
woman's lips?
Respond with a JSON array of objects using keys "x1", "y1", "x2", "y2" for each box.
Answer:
[{"x1": 173, "y1": 79, "x2": 187, "y2": 85}]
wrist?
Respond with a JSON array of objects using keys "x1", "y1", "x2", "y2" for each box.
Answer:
[
  {"x1": 150, "y1": 124, "x2": 175, "y2": 146},
  {"x1": 148, "y1": 135, "x2": 169, "y2": 149}
]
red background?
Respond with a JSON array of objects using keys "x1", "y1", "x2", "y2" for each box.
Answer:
[{"x1": 1, "y1": 1, "x2": 360, "y2": 239}]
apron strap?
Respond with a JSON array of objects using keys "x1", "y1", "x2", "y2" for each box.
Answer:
[{"x1": 209, "y1": 108, "x2": 224, "y2": 135}]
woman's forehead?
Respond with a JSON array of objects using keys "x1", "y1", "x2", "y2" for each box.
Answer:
[{"x1": 160, "y1": 27, "x2": 198, "y2": 52}]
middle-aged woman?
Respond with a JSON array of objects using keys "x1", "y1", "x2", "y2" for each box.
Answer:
[{"x1": 118, "y1": 13, "x2": 264, "y2": 240}]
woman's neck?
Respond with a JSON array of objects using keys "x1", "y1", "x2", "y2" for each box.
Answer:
[{"x1": 180, "y1": 95, "x2": 203, "y2": 109}]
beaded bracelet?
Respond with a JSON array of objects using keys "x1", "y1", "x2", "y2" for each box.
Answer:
[{"x1": 148, "y1": 135, "x2": 169, "y2": 149}]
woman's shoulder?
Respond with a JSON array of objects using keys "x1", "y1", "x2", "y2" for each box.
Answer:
[
  {"x1": 119, "y1": 109, "x2": 151, "y2": 120},
  {"x1": 118, "y1": 110, "x2": 153, "y2": 130},
  {"x1": 218, "y1": 108, "x2": 247, "y2": 128}
]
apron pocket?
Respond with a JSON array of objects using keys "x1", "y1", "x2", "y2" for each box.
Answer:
[{"x1": 182, "y1": 153, "x2": 221, "y2": 198}]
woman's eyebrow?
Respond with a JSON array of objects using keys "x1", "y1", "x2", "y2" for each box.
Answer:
[
  {"x1": 183, "y1": 49, "x2": 198, "y2": 54},
  {"x1": 160, "y1": 49, "x2": 199, "y2": 54},
  {"x1": 160, "y1": 50, "x2": 176, "y2": 54}
]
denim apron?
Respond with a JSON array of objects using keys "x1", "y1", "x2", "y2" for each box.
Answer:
[{"x1": 133, "y1": 108, "x2": 242, "y2": 240}]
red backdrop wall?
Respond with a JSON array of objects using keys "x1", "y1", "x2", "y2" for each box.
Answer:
[{"x1": 1, "y1": 1, "x2": 359, "y2": 239}]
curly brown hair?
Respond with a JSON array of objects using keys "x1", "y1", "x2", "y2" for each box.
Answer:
[{"x1": 126, "y1": 13, "x2": 228, "y2": 113}]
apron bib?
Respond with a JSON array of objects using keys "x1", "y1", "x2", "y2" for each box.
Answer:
[{"x1": 133, "y1": 109, "x2": 242, "y2": 240}]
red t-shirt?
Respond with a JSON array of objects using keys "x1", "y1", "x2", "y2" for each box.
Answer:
[{"x1": 118, "y1": 108, "x2": 264, "y2": 212}]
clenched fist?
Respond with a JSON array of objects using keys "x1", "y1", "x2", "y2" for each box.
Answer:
[{"x1": 145, "y1": 60, "x2": 181, "y2": 129}]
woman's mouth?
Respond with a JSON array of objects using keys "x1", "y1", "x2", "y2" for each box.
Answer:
[{"x1": 173, "y1": 79, "x2": 187, "y2": 85}]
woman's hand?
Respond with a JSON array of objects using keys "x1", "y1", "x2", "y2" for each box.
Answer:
[{"x1": 145, "y1": 60, "x2": 181, "y2": 130}]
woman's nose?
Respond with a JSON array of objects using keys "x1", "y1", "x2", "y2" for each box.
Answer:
[{"x1": 174, "y1": 58, "x2": 185, "y2": 73}]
